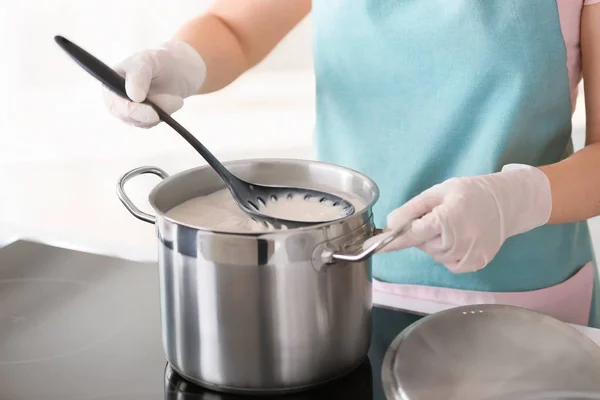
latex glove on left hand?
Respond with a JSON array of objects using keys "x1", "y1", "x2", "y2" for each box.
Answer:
[{"x1": 364, "y1": 165, "x2": 552, "y2": 273}]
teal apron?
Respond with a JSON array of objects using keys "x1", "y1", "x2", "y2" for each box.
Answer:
[{"x1": 312, "y1": 0, "x2": 599, "y2": 327}]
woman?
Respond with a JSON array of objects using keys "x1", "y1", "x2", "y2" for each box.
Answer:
[{"x1": 104, "y1": 0, "x2": 600, "y2": 327}]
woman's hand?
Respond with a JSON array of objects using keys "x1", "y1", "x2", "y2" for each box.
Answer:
[
  {"x1": 102, "y1": 41, "x2": 207, "y2": 128},
  {"x1": 103, "y1": 0, "x2": 311, "y2": 128},
  {"x1": 365, "y1": 165, "x2": 552, "y2": 273}
]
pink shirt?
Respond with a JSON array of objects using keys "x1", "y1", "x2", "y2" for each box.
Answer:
[{"x1": 558, "y1": 0, "x2": 600, "y2": 109}]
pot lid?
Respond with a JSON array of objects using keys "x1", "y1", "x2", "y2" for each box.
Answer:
[{"x1": 382, "y1": 304, "x2": 600, "y2": 400}]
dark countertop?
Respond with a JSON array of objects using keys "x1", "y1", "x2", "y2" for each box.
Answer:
[{"x1": 0, "y1": 240, "x2": 422, "y2": 400}]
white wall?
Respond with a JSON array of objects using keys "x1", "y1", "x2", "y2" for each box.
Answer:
[{"x1": 0, "y1": 0, "x2": 314, "y2": 165}]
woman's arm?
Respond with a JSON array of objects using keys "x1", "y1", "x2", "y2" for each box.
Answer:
[
  {"x1": 173, "y1": 0, "x2": 311, "y2": 94},
  {"x1": 540, "y1": 3, "x2": 600, "y2": 224}
]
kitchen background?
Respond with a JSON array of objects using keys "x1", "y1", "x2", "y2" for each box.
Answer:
[{"x1": 0, "y1": 0, "x2": 598, "y2": 263}]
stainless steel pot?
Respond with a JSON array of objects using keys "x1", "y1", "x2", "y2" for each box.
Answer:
[{"x1": 116, "y1": 159, "x2": 407, "y2": 394}]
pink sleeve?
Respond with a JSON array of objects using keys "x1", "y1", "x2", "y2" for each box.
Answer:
[{"x1": 584, "y1": 0, "x2": 600, "y2": 4}]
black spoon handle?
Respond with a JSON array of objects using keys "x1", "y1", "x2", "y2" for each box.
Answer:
[
  {"x1": 151, "y1": 107, "x2": 234, "y2": 182},
  {"x1": 54, "y1": 35, "x2": 129, "y2": 100},
  {"x1": 53, "y1": 35, "x2": 235, "y2": 183}
]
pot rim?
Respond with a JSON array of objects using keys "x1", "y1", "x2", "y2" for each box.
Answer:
[{"x1": 147, "y1": 158, "x2": 380, "y2": 237}]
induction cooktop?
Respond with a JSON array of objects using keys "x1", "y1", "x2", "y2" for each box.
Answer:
[{"x1": 0, "y1": 240, "x2": 422, "y2": 400}]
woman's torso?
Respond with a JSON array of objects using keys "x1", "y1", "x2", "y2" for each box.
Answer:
[{"x1": 311, "y1": 0, "x2": 598, "y2": 324}]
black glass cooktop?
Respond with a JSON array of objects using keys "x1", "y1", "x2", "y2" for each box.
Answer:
[{"x1": 0, "y1": 241, "x2": 422, "y2": 400}]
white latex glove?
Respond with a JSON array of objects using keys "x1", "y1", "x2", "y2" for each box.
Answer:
[
  {"x1": 364, "y1": 164, "x2": 552, "y2": 273},
  {"x1": 103, "y1": 40, "x2": 207, "y2": 128}
]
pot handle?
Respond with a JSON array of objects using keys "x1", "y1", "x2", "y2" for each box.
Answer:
[
  {"x1": 116, "y1": 166, "x2": 170, "y2": 224},
  {"x1": 320, "y1": 219, "x2": 414, "y2": 264}
]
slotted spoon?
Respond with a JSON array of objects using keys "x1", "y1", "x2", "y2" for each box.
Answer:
[{"x1": 54, "y1": 35, "x2": 355, "y2": 229}]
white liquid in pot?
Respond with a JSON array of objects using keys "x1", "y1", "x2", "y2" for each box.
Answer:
[
  {"x1": 166, "y1": 188, "x2": 366, "y2": 233},
  {"x1": 258, "y1": 195, "x2": 348, "y2": 222}
]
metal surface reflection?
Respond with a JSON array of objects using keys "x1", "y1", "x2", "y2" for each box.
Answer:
[
  {"x1": 164, "y1": 360, "x2": 373, "y2": 400},
  {"x1": 383, "y1": 305, "x2": 600, "y2": 400}
]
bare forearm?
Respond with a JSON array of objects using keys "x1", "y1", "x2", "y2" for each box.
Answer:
[
  {"x1": 540, "y1": 142, "x2": 600, "y2": 224},
  {"x1": 540, "y1": 3, "x2": 600, "y2": 225},
  {"x1": 173, "y1": 0, "x2": 311, "y2": 94},
  {"x1": 173, "y1": 14, "x2": 249, "y2": 93}
]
